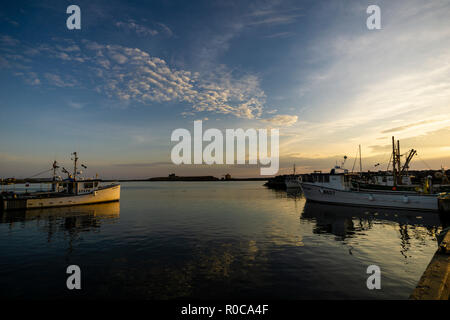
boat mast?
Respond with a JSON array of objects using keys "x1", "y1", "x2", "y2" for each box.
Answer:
[
  {"x1": 396, "y1": 139, "x2": 402, "y2": 185},
  {"x1": 52, "y1": 160, "x2": 59, "y2": 192},
  {"x1": 397, "y1": 140, "x2": 401, "y2": 178},
  {"x1": 392, "y1": 136, "x2": 405, "y2": 186},
  {"x1": 52, "y1": 161, "x2": 58, "y2": 180},
  {"x1": 400, "y1": 149, "x2": 417, "y2": 176},
  {"x1": 72, "y1": 152, "x2": 78, "y2": 182},
  {"x1": 359, "y1": 144, "x2": 362, "y2": 176},
  {"x1": 392, "y1": 136, "x2": 397, "y2": 186}
]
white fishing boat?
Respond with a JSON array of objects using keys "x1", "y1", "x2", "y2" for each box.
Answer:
[
  {"x1": 300, "y1": 173, "x2": 438, "y2": 211},
  {"x1": 1, "y1": 152, "x2": 120, "y2": 211},
  {"x1": 300, "y1": 138, "x2": 439, "y2": 211},
  {"x1": 285, "y1": 164, "x2": 302, "y2": 188}
]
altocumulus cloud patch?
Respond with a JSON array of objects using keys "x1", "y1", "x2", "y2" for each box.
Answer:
[{"x1": 0, "y1": 36, "x2": 268, "y2": 120}]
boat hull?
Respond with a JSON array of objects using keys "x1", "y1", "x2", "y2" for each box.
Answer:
[
  {"x1": 300, "y1": 183, "x2": 438, "y2": 211},
  {"x1": 2, "y1": 184, "x2": 120, "y2": 211}
]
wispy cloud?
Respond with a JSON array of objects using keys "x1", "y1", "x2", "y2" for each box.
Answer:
[
  {"x1": 278, "y1": 0, "x2": 450, "y2": 159},
  {"x1": 262, "y1": 114, "x2": 298, "y2": 127},
  {"x1": 115, "y1": 20, "x2": 174, "y2": 38},
  {"x1": 116, "y1": 20, "x2": 159, "y2": 36},
  {"x1": 114, "y1": 161, "x2": 172, "y2": 167},
  {"x1": 381, "y1": 120, "x2": 438, "y2": 134},
  {"x1": 44, "y1": 73, "x2": 78, "y2": 87},
  {"x1": 263, "y1": 32, "x2": 294, "y2": 39},
  {"x1": 12, "y1": 71, "x2": 40, "y2": 85},
  {"x1": 246, "y1": 7, "x2": 303, "y2": 26},
  {"x1": 68, "y1": 101, "x2": 85, "y2": 109},
  {"x1": 247, "y1": 13, "x2": 303, "y2": 26},
  {"x1": 369, "y1": 126, "x2": 450, "y2": 157},
  {"x1": 157, "y1": 23, "x2": 174, "y2": 37},
  {"x1": 2, "y1": 16, "x2": 19, "y2": 27},
  {"x1": 190, "y1": 3, "x2": 302, "y2": 67},
  {"x1": 0, "y1": 35, "x2": 20, "y2": 46}
]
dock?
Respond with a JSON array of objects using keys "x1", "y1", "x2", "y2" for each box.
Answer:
[
  {"x1": 438, "y1": 193, "x2": 450, "y2": 212},
  {"x1": 410, "y1": 195, "x2": 450, "y2": 300}
]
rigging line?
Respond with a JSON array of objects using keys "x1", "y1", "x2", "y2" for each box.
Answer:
[
  {"x1": 386, "y1": 152, "x2": 392, "y2": 171},
  {"x1": 351, "y1": 149, "x2": 358, "y2": 173},
  {"x1": 26, "y1": 168, "x2": 53, "y2": 179},
  {"x1": 416, "y1": 154, "x2": 432, "y2": 170},
  {"x1": 375, "y1": 151, "x2": 390, "y2": 169}
]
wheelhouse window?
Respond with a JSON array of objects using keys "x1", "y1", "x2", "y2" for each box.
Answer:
[{"x1": 84, "y1": 182, "x2": 94, "y2": 189}]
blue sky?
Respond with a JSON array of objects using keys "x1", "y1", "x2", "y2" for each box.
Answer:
[{"x1": 1, "y1": 0, "x2": 450, "y2": 178}]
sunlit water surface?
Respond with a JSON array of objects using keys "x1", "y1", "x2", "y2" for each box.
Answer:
[{"x1": 0, "y1": 182, "x2": 442, "y2": 299}]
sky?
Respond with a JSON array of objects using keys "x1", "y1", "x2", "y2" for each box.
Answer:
[{"x1": 1, "y1": 0, "x2": 450, "y2": 179}]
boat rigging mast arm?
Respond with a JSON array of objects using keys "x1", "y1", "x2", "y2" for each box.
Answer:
[{"x1": 400, "y1": 149, "x2": 417, "y2": 176}]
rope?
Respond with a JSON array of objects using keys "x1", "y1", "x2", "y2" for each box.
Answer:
[
  {"x1": 416, "y1": 154, "x2": 432, "y2": 170},
  {"x1": 386, "y1": 152, "x2": 392, "y2": 171},
  {"x1": 26, "y1": 168, "x2": 53, "y2": 179},
  {"x1": 351, "y1": 150, "x2": 358, "y2": 173}
]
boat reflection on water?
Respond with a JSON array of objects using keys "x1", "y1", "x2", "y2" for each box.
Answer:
[
  {"x1": 302, "y1": 201, "x2": 441, "y2": 230},
  {"x1": 301, "y1": 200, "x2": 442, "y2": 258},
  {"x1": 0, "y1": 201, "x2": 120, "y2": 236},
  {"x1": 286, "y1": 188, "x2": 303, "y2": 199}
]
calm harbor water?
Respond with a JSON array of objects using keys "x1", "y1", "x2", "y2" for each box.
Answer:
[{"x1": 0, "y1": 181, "x2": 442, "y2": 299}]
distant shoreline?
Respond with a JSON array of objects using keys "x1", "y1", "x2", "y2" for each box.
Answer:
[
  {"x1": 1, "y1": 177, "x2": 270, "y2": 184},
  {"x1": 110, "y1": 177, "x2": 270, "y2": 182},
  {"x1": 3, "y1": 168, "x2": 448, "y2": 184}
]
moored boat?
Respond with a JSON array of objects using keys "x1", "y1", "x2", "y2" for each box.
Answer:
[
  {"x1": 1, "y1": 152, "x2": 120, "y2": 211},
  {"x1": 301, "y1": 177, "x2": 438, "y2": 211},
  {"x1": 285, "y1": 164, "x2": 302, "y2": 189},
  {"x1": 300, "y1": 137, "x2": 440, "y2": 211}
]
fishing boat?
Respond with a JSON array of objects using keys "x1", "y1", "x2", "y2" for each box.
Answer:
[
  {"x1": 300, "y1": 137, "x2": 439, "y2": 211},
  {"x1": 285, "y1": 164, "x2": 302, "y2": 188},
  {"x1": 0, "y1": 152, "x2": 120, "y2": 211},
  {"x1": 351, "y1": 137, "x2": 450, "y2": 193},
  {"x1": 300, "y1": 172, "x2": 438, "y2": 211}
]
